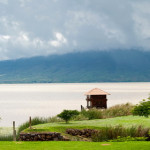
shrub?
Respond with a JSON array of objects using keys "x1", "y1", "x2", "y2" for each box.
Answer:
[
  {"x1": 92, "y1": 125, "x2": 150, "y2": 142},
  {"x1": 81, "y1": 103, "x2": 134, "y2": 120},
  {"x1": 57, "y1": 110, "x2": 79, "y2": 123},
  {"x1": 72, "y1": 114, "x2": 88, "y2": 121},
  {"x1": 102, "y1": 103, "x2": 134, "y2": 118},
  {"x1": 47, "y1": 116, "x2": 63, "y2": 123},
  {"x1": 133, "y1": 97, "x2": 150, "y2": 117},
  {"x1": 81, "y1": 108, "x2": 103, "y2": 120}
]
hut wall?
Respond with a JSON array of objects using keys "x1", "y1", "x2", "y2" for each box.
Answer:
[{"x1": 90, "y1": 95, "x2": 107, "y2": 108}]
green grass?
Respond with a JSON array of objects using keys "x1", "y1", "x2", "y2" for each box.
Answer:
[
  {"x1": 23, "y1": 116, "x2": 150, "y2": 133},
  {"x1": 0, "y1": 141, "x2": 149, "y2": 150}
]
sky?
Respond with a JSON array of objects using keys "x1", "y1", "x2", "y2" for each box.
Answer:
[{"x1": 0, "y1": 0, "x2": 150, "y2": 60}]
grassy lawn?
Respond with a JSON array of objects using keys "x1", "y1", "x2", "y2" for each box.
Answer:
[
  {"x1": 0, "y1": 141, "x2": 149, "y2": 150},
  {"x1": 24, "y1": 116, "x2": 150, "y2": 133}
]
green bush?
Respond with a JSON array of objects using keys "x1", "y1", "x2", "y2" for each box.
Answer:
[
  {"x1": 133, "y1": 97, "x2": 150, "y2": 117},
  {"x1": 92, "y1": 125, "x2": 150, "y2": 142},
  {"x1": 57, "y1": 110, "x2": 79, "y2": 123},
  {"x1": 81, "y1": 108, "x2": 103, "y2": 120}
]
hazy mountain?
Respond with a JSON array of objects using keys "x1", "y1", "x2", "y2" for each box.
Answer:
[{"x1": 0, "y1": 50, "x2": 150, "y2": 83}]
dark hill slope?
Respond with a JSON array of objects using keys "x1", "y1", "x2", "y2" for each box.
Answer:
[{"x1": 0, "y1": 50, "x2": 150, "y2": 83}]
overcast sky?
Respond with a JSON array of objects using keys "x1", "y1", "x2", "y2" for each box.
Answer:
[{"x1": 0, "y1": 0, "x2": 150, "y2": 60}]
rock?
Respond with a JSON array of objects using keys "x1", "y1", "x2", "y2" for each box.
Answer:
[
  {"x1": 66, "y1": 128, "x2": 98, "y2": 138},
  {"x1": 53, "y1": 137, "x2": 59, "y2": 141},
  {"x1": 20, "y1": 132, "x2": 67, "y2": 141}
]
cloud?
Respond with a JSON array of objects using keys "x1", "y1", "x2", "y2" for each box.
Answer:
[
  {"x1": 50, "y1": 32, "x2": 67, "y2": 47},
  {"x1": 0, "y1": 0, "x2": 150, "y2": 60},
  {"x1": 0, "y1": 0, "x2": 8, "y2": 5}
]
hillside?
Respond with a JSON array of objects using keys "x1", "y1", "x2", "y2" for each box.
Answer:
[{"x1": 0, "y1": 50, "x2": 150, "y2": 83}]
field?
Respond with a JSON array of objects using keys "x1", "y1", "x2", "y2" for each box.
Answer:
[{"x1": 0, "y1": 141, "x2": 150, "y2": 150}]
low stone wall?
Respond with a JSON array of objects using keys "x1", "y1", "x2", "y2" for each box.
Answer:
[
  {"x1": 20, "y1": 132, "x2": 69, "y2": 141},
  {"x1": 66, "y1": 129, "x2": 97, "y2": 138}
]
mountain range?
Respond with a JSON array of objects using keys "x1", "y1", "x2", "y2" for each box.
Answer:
[{"x1": 0, "y1": 50, "x2": 150, "y2": 83}]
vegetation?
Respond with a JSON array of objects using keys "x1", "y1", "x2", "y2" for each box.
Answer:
[
  {"x1": 5, "y1": 102, "x2": 148, "y2": 143},
  {"x1": 102, "y1": 103, "x2": 134, "y2": 118},
  {"x1": 46, "y1": 116, "x2": 63, "y2": 123},
  {"x1": 72, "y1": 113, "x2": 88, "y2": 121},
  {"x1": 17, "y1": 116, "x2": 62, "y2": 136},
  {"x1": 17, "y1": 117, "x2": 47, "y2": 135},
  {"x1": 0, "y1": 127, "x2": 12, "y2": 135},
  {"x1": 0, "y1": 127, "x2": 13, "y2": 141},
  {"x1": 0, "y1": 116, "x2": 62, "y2": 141},
  {"x1": 110, "y1": 136, "x2": 147, "y2": 142},
  {"x1": 133, "y1": 97, "x2": 150, "y2": 117},
  {"x1": 80, "y1": 103, "x2": 134, "y2": 120},
  {"x1": 4, "y1": 103, "x2": 134, "y2": 140},
  {"x1": 81, "y1": 108, "x2": 103, "y2": 120},
  {"x1": 57, "y1": 110, "x2": 79, "y2": 123},
  {"x1": 21, "y1": 116, "x2": 150, "y2": 142},
  {"x1": 92, "y1": 125, "x2": 149, "y2": 142},
  {"x1": 0, "y1": 141, "x2": 150, "y2": 150},
  {"x1": 0, "y1": 135, "x2": 13, "y2": 141},
  {"x1": 23, "y1": 116, "x2": 150, "y2": 134}
]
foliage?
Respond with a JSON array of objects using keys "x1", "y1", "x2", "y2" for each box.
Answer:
[
  {"x1": 102, "y1": 103, "x2": 134, "y2": 118},
  {"x1": 133, "y1": 97, "x2": 150, "y2": 117},
  {"x1": 92, "y1": 125, "x2": 150, "y2": 142},
  {"x1": 57, "y1": 110, "x2": 79, "y2": 123},
  {"x1": 81, "y1": 108, "x2": 103, "y2": 120}
]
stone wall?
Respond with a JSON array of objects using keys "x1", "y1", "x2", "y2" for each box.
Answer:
[
  {"x1": 20, "y1": 132, "x2": 69, "y2": 141},
  {"x1": 66, "y1": 129, "x2": 97, "y2": 138}
]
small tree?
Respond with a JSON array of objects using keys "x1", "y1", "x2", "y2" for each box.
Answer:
[
  {"x1": 57, "y1": 110, "x2": 79, "y2": 123},
  {"x1": 133, "y1": 97, "x2": 150, "y2": 117}
]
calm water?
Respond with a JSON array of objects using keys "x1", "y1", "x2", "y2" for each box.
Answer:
[{"x1": 0, "y1": 82, "x2": 150, "y2": 127}]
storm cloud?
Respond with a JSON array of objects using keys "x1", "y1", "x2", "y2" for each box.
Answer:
[{"x1": 0, "y1": 0, "x2": 150, "y2": 60}]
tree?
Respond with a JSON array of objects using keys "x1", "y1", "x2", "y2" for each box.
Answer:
[
  {"x1": 57, "y1": 110, "x2": 79, "y2": 123},
  {"x1": 132, "y1": 97, "x2": 150, "y2": 117}
]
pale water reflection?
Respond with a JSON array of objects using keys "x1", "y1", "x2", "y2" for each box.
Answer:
[{"x1": 0, "y1": 83, "x2": 150, "y2": 126}]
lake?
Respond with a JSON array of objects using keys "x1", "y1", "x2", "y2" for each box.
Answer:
[{"x1": 0, "y1": 82, "x2": 150, "y2": 127}]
